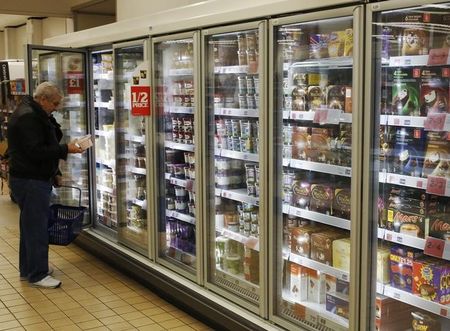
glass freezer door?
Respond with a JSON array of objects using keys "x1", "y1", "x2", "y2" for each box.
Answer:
[
  {"x1": 154, "y1": 34, "x2": 199, "y2": 274},
  {"x1": 114, "y1": 42, "x2": 149, "y2": 254},
  {"x1": 26, "y1": 46, "x2": 92, "y2": 226},
  {"x1": 272, "y1": 12, "x2": 355, "y2": 331},
  {"x1": 204, "y1": 23, "x2": 264, "y2": 307},
  {"x1": 92, "y1": 49, "x2": 117, "y2": 232},
  {"x1": 369, "y1": 3, "x2": 450, "y2": 331}
]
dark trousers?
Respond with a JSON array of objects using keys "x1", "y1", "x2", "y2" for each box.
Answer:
[{"x1": 9, "y1": 176, "x2": 52, "y2": 283}]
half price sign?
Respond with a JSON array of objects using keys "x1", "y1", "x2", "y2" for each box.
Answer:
[{"x1": 131, "y1": 85, "x2": 151, "y2": 116}]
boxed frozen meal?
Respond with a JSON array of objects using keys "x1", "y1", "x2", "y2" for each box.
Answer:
[
  {"x1": 411, "y1": 311, "x2": 441, "y2": 331},
  {"x1": 291, "y1": 126, "x2": 310, "y2": 160},
  {"x1": 325, "y1": 293, "x2": 349, "y2": 319},
  {"x1": 310, "y1": 230, "x2": 346, "y2": 265},
  {"x1": 307, "y1": 268, "x2": 326, "y2": 304},
  {"x1": 422, "y1": 131, "x2": 450, "y2": 179},
  {"x1": 412, "y1": 257, "x2": 450, "y2": 304},
  {"x1": 290, "y1": 224, "x2": 324, "y2": 258},
  {"x1": 389, "y1": 245, "x2": 423, "y2": 292},
  {"x1": 332, "y1": 237, "x2": 351, "y2": 272},
  {"x1": 390, "y1": 127, "x2": 426, "y2": 177},
  {"x1": 391, "y1": 68, "x2": 421, "y2": 116},
  {"x1": 333, "y1": 186, "x2": 351, "y2": 219},
  {"x1": 377, "y1": 245, "x2": 391, "y2": 284},
  {"x1": 327, "y1": 85, "x2": 346, "y2": 110},
  {"x1": 419, "y1": 67, "x2": 450, "y2": 116},
  {"x1": 428, "y1": 213, "x2": 450, "y2": 240},
  {"x1": 310, "y1": 183, "x2": 334, "y2": 215},
  {"x1": 289, "y1": 263, "x2": 308, "y2": 302}
]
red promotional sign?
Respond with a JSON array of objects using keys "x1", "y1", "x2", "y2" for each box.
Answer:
[
  {"x1": 66, "y1": 71, "x2": 84, "y2": 94},
  {"x1": 131, "y1": 85, "x2": 151, "y2": 116},
  {"x1": 424, "y1": 236, "x2": 445, "y2": 258}
]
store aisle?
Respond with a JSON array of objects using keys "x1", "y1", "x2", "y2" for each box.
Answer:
[{"x1": 0, "y1": 194, "x2": 212, "y2": 331}]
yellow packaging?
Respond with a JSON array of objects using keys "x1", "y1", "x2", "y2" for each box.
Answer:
[
  {"x1": 332, "y1": 238, "x2": 351, "y2": 272},
  {"x1": 377, "y1": 246, "x2": 391, "y2": 284},
  {"x1": 344, "y1": 28, "x2": 353, "y2": 57}
]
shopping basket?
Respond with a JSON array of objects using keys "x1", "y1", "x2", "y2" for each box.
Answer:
[{"x1": 48, "y1": 186, "x2": 86, "y2": 246}]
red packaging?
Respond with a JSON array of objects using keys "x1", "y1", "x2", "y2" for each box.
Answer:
[{"x1": 412, "y1": 257, "x2": 450, "y2": 304}]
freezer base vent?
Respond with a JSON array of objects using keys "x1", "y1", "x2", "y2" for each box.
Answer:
[
  {"x1": 280, "y1": 307, "x2": 332, "y2": 331},
  {"x1": 214, "y1": 275, "x2": 259, "y2": 304}
]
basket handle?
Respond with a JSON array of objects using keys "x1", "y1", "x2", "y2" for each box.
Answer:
[{"x1": 54, "y1": 185, "x2": 83, "y2": 207}]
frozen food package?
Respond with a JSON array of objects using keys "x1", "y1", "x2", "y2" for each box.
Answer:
[
  {"x1": 422, "y1": 131, "x2": 450, "y2": 178},
  {"x1": 327, "y1": 85, "x2": 346, "y2": 110},
  {"x1": 419, "y1": 67, "x2": 449, "y2": 116},
  {"x1": 309, "y1": 33, "x2": 329, "y2": 59},
  {"x1": 391, "y1": 68, "x2": 420, "y2": 116},
  {"x1": 291, "y1": 126, "x2": 310, "y2": 160},
  {"x1": 391, "y1": 127, "x2": 426, "y2": 177},
  {"x1": 343, "y1": 28, "x2": 353, "y2": 57},
  {"x1": 411, "y1": 311, "x2": 441, "y2": 331},
  {"x1": 400, "y1": 28, "x2": 430, "y2": 56},
  {"x1": 327, "y1": 31, "x2": 346, "y2": 57},
  {"x1": 307, "y1": 86, "x2": 325, "y2": 111}
]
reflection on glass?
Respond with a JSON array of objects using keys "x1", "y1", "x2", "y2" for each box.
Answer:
[
  {"x1": 273, "y1": 17, "x2": 353, "y2": 330},
  {"x1": 373, "y1": 6, "x2": 450, "y2": 331},
  {"x1": 115, "y1": 45, "x2": 147, "y2": 252},
  {"x1": 206, "y1": 29, "x2": 261, "y2": 304},
  {"x1": 92, "y1": 50, "x2": 116, "y2": 230},
  {"x1": 155, "y1": 38, "x2": 197, "y2": 271},
  {"x1": 31, "y1": 50, "x2": 90, "y2": 224}
]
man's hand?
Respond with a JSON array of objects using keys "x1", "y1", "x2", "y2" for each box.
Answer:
[
  {"x1": 67, "y1": 141, "x2": 83, "y2": 153},
  {"x1": 53, "y1": 175, "x2": 63, "y2": 187}
]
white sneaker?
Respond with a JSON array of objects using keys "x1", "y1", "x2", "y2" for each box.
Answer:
[
  {"x1": 20, "y1": 265, "x2": 54, "y2": 281},
  {"x1": 31, "y1": 275, "x2": 62, "y2": 288}
]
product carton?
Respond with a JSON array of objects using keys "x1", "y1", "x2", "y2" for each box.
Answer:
[
  {"x1": 412, "y1": 257, "x2": 450, "y2": 304},
  {"x1": 377, "y1": 246, "x2": 391, "y2": 284},
  {"x1": 389, "y1": 245, "x2": 423, "y2": 292},
  {"x1": 310, "y1": 230, "x2": 346, "y2": 265},
  {"x1": 325, "y1": 293, "x2": 349, "y2": 319},
  {"x1": 332, "y1": 238, "x2": 351, "y2": 272},
  {"x1": 306, "y1": 268, "x2": 326, "y2": 304},
  {"x1": 289, "y1": 263, "x2": 308, "y2": 302}
]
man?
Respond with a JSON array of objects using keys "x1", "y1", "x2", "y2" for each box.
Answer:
[{"x1": 7, "y1": 82, "x2": 83, "y2": 288}]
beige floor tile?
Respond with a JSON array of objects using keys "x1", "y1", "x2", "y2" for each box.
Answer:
[
  {"x1": 12, "y1": 310, "x2": 40, "y2": 319},
  {"x1": 83, "y1": 327, "x2": 109, "y2": 331},
  {"x1": 150, "y1": 313, "x2": 176, "y2": 323},
  {"x1": 17, "y1": 315, "x2": 45, "y2": 326},
  {"x1": 112, "y1": 304, "x2": 136, "y2": 314},
  {"x1": 169, "y1": 326, "x2": 197, "y2": 331},
  {"x1": 76, "y1": 319, "x2": 104, "y2": 330},
  {"x1": 97, "y1": 315, "x2": 126, "y2": 325},
  {"x1": 128, "y1": 316, "x2": 156, "y2": 328},
  {"x1": 52, "y1": 325, "x2": 82, "y2": 331},
  {"x1": 83, "y1": 303, "x2": 110, "y2": 313},
  {"x1": 3, "y1": 298, "x2": 28, "y2": 307},
  {"x1": 0, "y1": 320, "x2": 21, "y2": 331},
  {"x1": 22, "y1": 322, "x2": 52, "y2": 331},
  {"x1": 0, "y1": 313, "x2": 15, "y2": 323},
  {"x1": 137, "y1": 324, "x2": 166, "y2": 331},
  {"x1": 119, "y1": 311, "x2": 146, "y2": 321},
  {"x1": 38, "y1": 311, "x2": 67, "y2": 321},
  {"x1": 69, "y1": 313, "x2": 97, "y2": 324},
  {"x1": 106, "y1": 322, "x2": 137, "y2": 331},
  {"x1": 159, "y1": 318, "x2": 186, "y2": 329},
  {"x1": 47, "y1": 317, "x2": 75, "y2": 328},
  {"x1": 189, "y1": 322, "x2": 215, "y2": 331},
  {"x1": 104, "y1": 300, "x2": 130, "y2": 309},
  {"x1": 141, "y1": 307, "x2": 166, "y2": 317},
  {"x1": 91, "y1": 309, "x2": 117, "y2": 319},
  {"x1": 0, "y1": 308, "x2": 10, "y2": 316},
  {"x1": 4, "y1": 327, "x2": 25, "y2": 331},
  {"x1": 132, "y1": 302, "x2": 156, "y2": 310}
]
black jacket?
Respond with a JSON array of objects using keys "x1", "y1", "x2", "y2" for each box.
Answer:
[{"x1": 7, "y1": 95, "x2": 68, "y2": 181}]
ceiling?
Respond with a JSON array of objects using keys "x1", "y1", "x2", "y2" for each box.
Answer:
[{"x1": 0, "y1": 0, "x2": 115, "y2": 31}]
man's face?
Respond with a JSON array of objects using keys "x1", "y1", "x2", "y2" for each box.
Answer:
[{"x1": 39, "y1": 95, "x2": 62, "y2": 115}]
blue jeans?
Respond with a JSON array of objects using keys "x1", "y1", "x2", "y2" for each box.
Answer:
[{"x1": 9, "y1": 177, "x2": 52, "y2": 283}]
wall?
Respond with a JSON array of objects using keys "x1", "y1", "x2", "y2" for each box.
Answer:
[
  {"x1": 0, "y1": 32, "x2": 4, "y2": 59},
  {"x1": 42, "y1": 18, "x2": 74, "y2": 39},
  {"x1": 14, "y1": 25, "x2": 27, "y2": 59},
  {"x1": 74, "y1": 13, "x2": 115, "y2": 31},
  {"x1": 116, "y1": 0, "x2": 204, "y2": 21}
]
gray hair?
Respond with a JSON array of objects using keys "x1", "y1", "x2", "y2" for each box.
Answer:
[{"x1": 33, "y1": 82, "x2": 63, "y2": 100}]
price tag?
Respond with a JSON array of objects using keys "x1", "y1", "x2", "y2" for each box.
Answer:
[
  {"x1": 424, "y1": 113, "x2": 450, "y2": 131},
  {"x1": 426, "y1": 176, "x2": 449, "y2": 196},
  {"x1": 440, "y1": 308, "x2": 448, "y2": 317},
  {"x1": 424, "y1": 236, "x2": 445, "y2": 258},
  {"x1": 313, "y1": 109, "x2": 328, "y2": 124}
]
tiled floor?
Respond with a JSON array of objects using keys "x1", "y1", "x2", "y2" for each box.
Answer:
[{"x1": 0, "y1": 192, "x2": 212, "y2": 331}]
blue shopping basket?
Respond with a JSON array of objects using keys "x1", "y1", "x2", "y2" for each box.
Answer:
[{"x1": 48, "y1": 186, "x2": 86, "y2": 246}]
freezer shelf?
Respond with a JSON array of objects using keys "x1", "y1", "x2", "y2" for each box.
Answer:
[
  {"x1": 289, "y1": 252, "x2": 350, "y2": 282},
  {"x1": 378, "y1": 283, "x2": 450, "y2": 319},
  {"x1": 287, "y1": 159, "x2": 352, "y2": 177},
  {"x1": 283, "y1": 204, "x2": 351, "y2": 231}
]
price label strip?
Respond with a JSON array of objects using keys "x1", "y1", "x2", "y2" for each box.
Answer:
[
  {"x1": 424, "y1": 237, "x2": 450, "y2": 261},
  {"x1": 424, "y1": 113, "x2": 450, "y2": 131},
  {"x1": 426, "y1": 176, "x2": 450, "y2": 197}
]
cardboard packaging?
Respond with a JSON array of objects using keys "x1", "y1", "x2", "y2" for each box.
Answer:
[
  {"x1": 332, "y1": 238, "x2": 351, "y2": 272},
  {"x1": 412, "y1": 257, "x2": 450, "y2": 304},
  {"x1": 389, "y1": 245, "x2": 423, "y2": 292},
  {"x1": 311, "y1": 230, "x2": 346, "y2": 266}
]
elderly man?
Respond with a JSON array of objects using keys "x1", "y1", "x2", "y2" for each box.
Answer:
[{"x1": 7, "y1": 82, "x2": 83, "y2": 288}]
